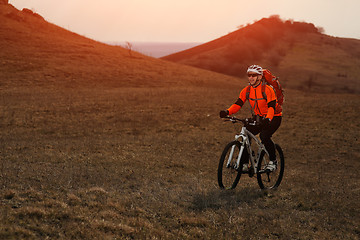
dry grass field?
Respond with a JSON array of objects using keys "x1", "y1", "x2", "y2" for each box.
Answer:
[
  {"x1": 1, "y1": 3, "x2": 360, "y2": 239},
  {"x1": 1, "y1": 86, "x2": 359, "y2": 239}
]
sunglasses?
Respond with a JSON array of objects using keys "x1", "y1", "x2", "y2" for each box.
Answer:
[{"x1": 247, "y1": 73, "x2": 259, "y2": 77}]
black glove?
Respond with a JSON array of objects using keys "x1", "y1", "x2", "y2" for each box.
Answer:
[
  {"x1": 219, "y1": 110, "x2": 229, "y2": 118},
  {"x1": 262, "y1": 118, "x2": 271, "y2": 128}
]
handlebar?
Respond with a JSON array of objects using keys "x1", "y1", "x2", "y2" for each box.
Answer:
[
  {"x1": 223, "y1": 116, "x2": 246, "y2": 123},
  {"x1": 222, "y1": 116, "x2": 262, "y2": 126}
]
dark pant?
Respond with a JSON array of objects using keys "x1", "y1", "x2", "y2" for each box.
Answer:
[{"x1": 247, "y1": 116, "x2": 282, "y2": 161}]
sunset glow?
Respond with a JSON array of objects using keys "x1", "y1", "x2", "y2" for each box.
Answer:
[{"x1": 9, "y1": 0, "x2": 360, "y2": 42}]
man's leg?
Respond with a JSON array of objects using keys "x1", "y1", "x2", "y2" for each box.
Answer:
[{"x1": 260, "y1": 116, "x2": 282, "y2": 161}]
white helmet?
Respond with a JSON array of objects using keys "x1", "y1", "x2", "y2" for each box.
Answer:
[{"x1": 247, "y1": 65, "x2": 263, "y2": 75}]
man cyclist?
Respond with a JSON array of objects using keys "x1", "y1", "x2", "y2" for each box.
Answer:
[{"x1": 219, "y1": 65, "x2": 282, "y2": 171}]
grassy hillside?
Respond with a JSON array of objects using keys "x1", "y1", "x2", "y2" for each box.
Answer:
[
  {"x1": 163, "y1": 16, "x2": 360, "y2": 94},
  {"x1": 1, "y1": 4, "x2": 360, "y2": 239},
  {"x1": 0, "y1": 4, "x2": 236, "y2": 89}
]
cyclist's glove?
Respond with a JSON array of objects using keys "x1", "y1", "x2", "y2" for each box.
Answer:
[
  {"x1": 245, "y1": 118, "x2": 254, "y2": 125},
  {"x1": 219, "y1": 110, "x2": 229, "y2": 118}
]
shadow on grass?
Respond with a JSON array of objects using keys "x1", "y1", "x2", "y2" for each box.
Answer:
[{"x1": 190, "y1": 187, "x2": 266, "y2": 211}]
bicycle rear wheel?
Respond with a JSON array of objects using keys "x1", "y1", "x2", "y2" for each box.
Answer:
[
  {"x1": 256, "y1": 144, "x2": 284, "y2": 189},
  {"x1": 218, "y1": 141, "x2": 247, "y2": 189}
]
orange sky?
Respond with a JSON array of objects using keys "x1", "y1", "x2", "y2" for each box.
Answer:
[{"x1": 9, "y1": 0, "x2": 360, "y2": 43}]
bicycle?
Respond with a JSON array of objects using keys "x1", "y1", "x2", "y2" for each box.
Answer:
[{"x1": 217, "y1": 116, "x2": 284, "y2": 190}]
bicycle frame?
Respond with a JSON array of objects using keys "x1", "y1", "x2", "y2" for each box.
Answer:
[{"x1": 226, "y1": 125, "x2": 268, "y2": 174}]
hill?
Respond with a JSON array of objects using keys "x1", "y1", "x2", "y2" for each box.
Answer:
[
  {"x1": 0, "y1": 3, "x2": 236, "y2": 89},
  {"x1": 1, "y1": 3, "x2": 359, "y2": 239},
  {"x1": 162, "y1": 16, "x2": 360, "y2": 94}
]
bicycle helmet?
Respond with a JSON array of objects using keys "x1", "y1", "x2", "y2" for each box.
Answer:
[{"x1": 247, "y1": 65, "x2": 263, "y2": 75}]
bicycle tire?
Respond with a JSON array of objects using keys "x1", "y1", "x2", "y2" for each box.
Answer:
[
  {"x1": 218, "y1": 141, "x2": 248, "y2": 189},
  {"x1": 256, "y1": 144, "x2": 284, "y2": 189}
]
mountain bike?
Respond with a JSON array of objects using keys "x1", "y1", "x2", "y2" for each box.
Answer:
[{"x1": 217, "y1": 116, "x2": 284, "y2": 190}]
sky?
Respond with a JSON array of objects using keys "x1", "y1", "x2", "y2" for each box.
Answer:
[{"x1": 9, "y1": 0, "x2": 360, "y2": 43}]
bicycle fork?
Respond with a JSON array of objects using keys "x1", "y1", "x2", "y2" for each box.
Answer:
[
  {"x1": 226, "y1": 145, "x2": 237, "y2": 169},
  {"x1": 226, "y1": 133, "x2": 248, "y2": 171},
  {"x1": 226, "y1": 143, "x2": 246, "y2": 170},
  {"x1": 226, "y1": 133, "x2": 264, "y2": 173}
]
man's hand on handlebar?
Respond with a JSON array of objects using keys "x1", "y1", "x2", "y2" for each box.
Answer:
[{"x1": 219, "y1": 110, "x2": 229, "y2": 118}]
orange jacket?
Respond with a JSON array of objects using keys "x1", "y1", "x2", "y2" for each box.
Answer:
[{"x1": 227, "y1": 83, "x2": 281, "y2": 120}]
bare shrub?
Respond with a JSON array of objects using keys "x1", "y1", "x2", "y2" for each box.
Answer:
[{"x1": 125, "y1": 41, "x2": 133, "y2": 57}]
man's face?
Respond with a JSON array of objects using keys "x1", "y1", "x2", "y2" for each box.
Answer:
[{"x1": 247, "y1": 72, "x2": 261, "y2": 86}]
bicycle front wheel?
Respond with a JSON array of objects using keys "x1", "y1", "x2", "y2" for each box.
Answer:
[
  {"x1": 218, "y1": 141, "x2": 246, "y2": 189},
  {"x1": 256, "y1": 144, "x2": 284, "y2": 189}
]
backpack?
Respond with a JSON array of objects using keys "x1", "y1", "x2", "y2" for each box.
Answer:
[{"x1": 245, "y1": 69, "x2": 284, "y2": 115}]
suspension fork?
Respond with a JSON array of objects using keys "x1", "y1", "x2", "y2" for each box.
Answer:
[
  {"x1": 235, "y1": 141, "x2": 246, "y2": 170},
  {"x1": 225, "y1": 132, "x2": 244, "y2": 169},
  {"x1": 226, "y1": 144, "x2": 236, "y2": 168},
  {"x1": 233, "y1": 127, "x2": 248, "y2": 170}
]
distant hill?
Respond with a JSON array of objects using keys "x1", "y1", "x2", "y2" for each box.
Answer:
[
  {"x1": 0, "y1": 3, "x2": 237, "y2": 89},
  {"x1": 162, "y1": 16, "x2": 360, "y2": 94}
]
